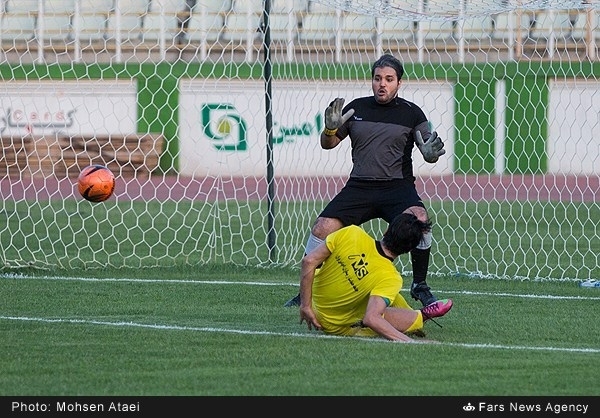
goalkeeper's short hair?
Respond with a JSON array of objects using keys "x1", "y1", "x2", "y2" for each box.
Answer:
[{"x1": 372, "y1": 54, "x2": 404, "y2": 80}]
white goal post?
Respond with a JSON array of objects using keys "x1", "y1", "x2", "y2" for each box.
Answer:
[{"x1": 0, "y1": 0, "x2": 598, "y2": 283}]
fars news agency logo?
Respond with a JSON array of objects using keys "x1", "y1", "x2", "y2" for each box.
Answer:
[
  {"x1": 201, "y1": 103, "x2": 324, "y2": 151},
  {"x1": 460, "y1": 401, "x2": 590, "y2": 414}
]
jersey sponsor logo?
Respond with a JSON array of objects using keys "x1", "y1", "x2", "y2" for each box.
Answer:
[{"x1": 349, "y1": 253, "x2": 369, "y2": 279}]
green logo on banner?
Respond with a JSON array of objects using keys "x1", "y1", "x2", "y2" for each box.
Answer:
[
  {"x1": 201, "y1": 103, "x2": 325, "y2": 151},
  {"x1": 201, "y1": 103, "x2": 248, "y2": 151}
]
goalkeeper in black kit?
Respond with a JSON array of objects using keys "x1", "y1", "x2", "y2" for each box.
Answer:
[{"x1": 285, "y1": 54, "x2": 447, "y2": 314}]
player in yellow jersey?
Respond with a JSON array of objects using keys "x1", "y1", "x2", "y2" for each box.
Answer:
[{"x1": 299, "y1": 212, "x2": 453, "y2": 342}]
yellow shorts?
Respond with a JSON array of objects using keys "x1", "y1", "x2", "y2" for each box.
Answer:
[{"x1": 315, "y1": 293, "x2": 420, "y2": 338}]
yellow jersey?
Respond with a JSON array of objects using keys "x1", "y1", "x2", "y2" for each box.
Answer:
[{"x1": 312, "y1": 225, "x2": 406, "y2": 336}]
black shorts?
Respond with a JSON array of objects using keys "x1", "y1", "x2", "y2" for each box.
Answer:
[{"x1": 319, "y1": 178, "x2": 425, "y2": 226}]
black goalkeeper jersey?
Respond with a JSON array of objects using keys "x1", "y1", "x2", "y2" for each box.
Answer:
[{"x1": 335, "y1": 95, "x2": 432, "y2": 181}]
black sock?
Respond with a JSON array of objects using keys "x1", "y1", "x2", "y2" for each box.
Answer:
[{"x1": 410, "y1": 247, "x2": 430, "y2": 286}]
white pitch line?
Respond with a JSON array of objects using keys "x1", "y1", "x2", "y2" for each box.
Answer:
[
  {"x1": 2, "y1": 274, "x2": 600, "y2": 353},
  {"x1": 2, "y1": 273, "x2": 600, "y2": 300},
  {"x1": 442, "y1": 289, "x2": 600, "y2": 301},
  {"x1": 0, "y1": 274, "x2": 298, "y2": 287},
  {"x1": 0, "y1": 315, "x2": 599, "y2": 354}
]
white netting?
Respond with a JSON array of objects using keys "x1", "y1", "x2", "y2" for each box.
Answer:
[
  {"x1": 0, "y1": 0, "x2": 598, "y2": 282},
  {"x1": 315, "y1": 1, "x2": 600, "y2": 20}
]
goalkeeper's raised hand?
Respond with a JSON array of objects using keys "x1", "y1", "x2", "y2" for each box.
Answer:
[
  {"x1": 323, "y1": 98, "x2": 355, "y2": 136},
  {"x1": 415, "y1": 130, "x2": 445, "y2": 163}
]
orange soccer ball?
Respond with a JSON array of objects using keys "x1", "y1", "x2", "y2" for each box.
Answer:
[{"x1": 77, "y1": 165, "x2": 115, "y2": 202}]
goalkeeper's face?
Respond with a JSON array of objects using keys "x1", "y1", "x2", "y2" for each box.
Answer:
[{"x1": 372, "y1": 66, "x2": 401, "y2": 104}]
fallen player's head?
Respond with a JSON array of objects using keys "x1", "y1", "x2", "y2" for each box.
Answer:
[{"x1": 383, "y1": 213, "x2": 432, "y2": 256}]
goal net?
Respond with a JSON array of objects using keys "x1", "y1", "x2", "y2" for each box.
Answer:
[{"x1": 0, "y1": 0, "x2": 598, "y2": 283}]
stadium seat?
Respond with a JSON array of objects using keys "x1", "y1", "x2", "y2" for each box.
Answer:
[
  {"x1": 232, "y1": 0, "x2": 263, "y2": 13},
  {"x1": 570, "y1": 9, "x2": 599, "y2": 42},
  {"x1": 341, "y1": 13, "x2": 376, "y2": 42},
  {"x1": 41, "y1": 0, "x2": 76, "y2": 41},
  {"x1": 417, "y1": 20, "x2": 456, "y2": 41},
  {"x1": 268, "y1": 12, "x2": 296, "y2": 42},
  {"x1": 73, "y1": 0, "x2": 113, "y2": 42},
  {"x1": 530, "y1": 10, "x2": 576, "y2": 40},
  {"x1": 186, "y1": 0, "x2": 231, "y2": 43},
  {"x1": 106, "y1": 0, "x2": 150, "y2": 43},
  {"x1": 491, "y1": 11, "x2": 530, "y2": 43},
  {"x1": 221, "y1": 0, "x2": 262, "y2": 43},
  {"x1": 142, "y1": 0, "x2": 187, "y2": 42},
  {"x1": 570, "y1": 9, "x2": 587, "y2": 40},
  {"x1": 269, "y1": 0, "x2": 307, "y2": 42},
  {"x1": 298, "y1": 2, "x2": 340, "y2": 42},
  {"x1": 306, "y1": 0, "x2": 332, "y2": 13},
  {"x1": 460, "y1": 15, "x2": 494, "y2": 41},
  {"x1": 378, "y1": 17, "x2": 414, "y2": 42},
  {"x1": 0, "y1": 0, "x2": 38, "y2": 41},
  {"x1": 271, "y1": 0, "x2": 308, "y2": 14}
]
